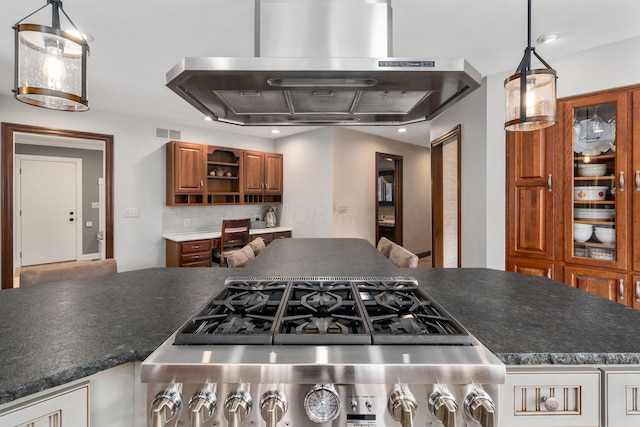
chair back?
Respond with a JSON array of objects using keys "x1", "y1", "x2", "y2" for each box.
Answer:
[
  {"x1": 220, "y1": 218, "x2": 251, "y2": 250},
  {"x1": 389, "y1": 244, "x2": 419, "y2": 268},
  {"x1": 19, "y1": 258, "x2": 118, "y2": 286}
]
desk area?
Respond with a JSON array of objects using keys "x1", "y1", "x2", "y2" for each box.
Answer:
[{"x1": 163, "y1": 226, "x2": 292, "y2": 267}]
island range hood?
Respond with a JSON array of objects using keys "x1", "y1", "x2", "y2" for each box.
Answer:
[{"x1": 166, "y1": 0, "x2": 482, "y2": 126}]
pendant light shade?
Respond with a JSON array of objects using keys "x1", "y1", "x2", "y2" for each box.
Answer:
[
  {"x1": 504, "y1": 0, "x2": 557, "y2": 131},
  {"x1": 13, "y1": 0, "x2": 89, "y2": 111}
]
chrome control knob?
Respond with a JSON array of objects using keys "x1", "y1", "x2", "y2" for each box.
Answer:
[
  {"x1": 260, "y1": 390, "x2": 288, "y2": 427},
  {"x1": 188, "y1": 386, "x2": 217, "y2": 427},
  {"x1": 224, "y1": 387, "x2": 253, "y2": 427},
  {"x1": 388, "y1": 385, "x2": 418, "y2": 427},
  {"x1": 464, "y1": 386, "x2": 495, "y2": 427},
  {"x1": 151, "y1": 384, "x2": 183, "y2": 427},
  {"x1": 428, "y1": 387, "x2": 458, "y2": 427}
]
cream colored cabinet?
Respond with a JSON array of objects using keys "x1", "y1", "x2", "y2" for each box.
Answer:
[
  {"x1": 601, "y1": 367, "x2": 640, "y2": 427},
  {"x1": 0, "y1": 384, "x2": 89, "y2": 427},
  {"x1": 500, "y1": 366, "x2": 600, "y2": 427}
]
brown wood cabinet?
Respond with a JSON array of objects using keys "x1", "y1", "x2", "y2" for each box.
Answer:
[
  {"x1": 506, "y1": 85, "x2": 640, "y2": 308},
  {"x1": 166, "y1": 141, "x2": 205, "y2": 205},
  {"x1": 242, "y1": 151, "x2": 283, "y2": 203},
  {"x1": 505, "y1": 124, "x2": 560, "y2": 279},
  {"x1": 166, "y1": 141, "x2": 283, "y2": 206},
  {"x1": 165, "y1": 231, "x2": 292, "y2": 267}
]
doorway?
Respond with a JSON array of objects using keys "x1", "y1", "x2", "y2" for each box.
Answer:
[
  {"x1": 431, "y1": 125, "x2": 461, "y2": 267},
  {"x1": 375, "y1": 152, "x2": 403, "y2": 246},
  {"x1": 16, "y1": 155, "x2": 82, "y2": 266},
  {"x1": 1, "y1": 123, "x2": 114, "y2": 289}
]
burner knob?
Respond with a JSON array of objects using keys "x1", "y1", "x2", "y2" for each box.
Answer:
[
  {"x1": 463, "y1": 386, "x2": 495, "y2": 427},
  {"x1": 388, "y1": 385, "x2": 418, "y2": 427},
  {"x1": 224, "y1": 387, "x2": 253, "y2": 427},
  {"x1": 188, "y1": 386, "x2": 217, "y2": 427},
  {"x1": 260, "y1": 390, "x2": 288, "y2": 427},
  {"x1": 428, "y1": 387, "x2": 458, "y2": 427},
  {"x1": 151, "y1": 384, "x2": 183, "y2": 427}
]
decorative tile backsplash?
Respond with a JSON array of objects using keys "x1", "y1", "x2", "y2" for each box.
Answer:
[{"x1": 163, "y1": 205, "x2": 279, "y2": 234}]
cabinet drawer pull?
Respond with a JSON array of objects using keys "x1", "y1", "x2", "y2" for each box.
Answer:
[
  {"x1": 619, "y1": 171, "x2": 625, "y2": 192},
  {"x1": 192, "y1": 255, "x2": 200, "y2": 259},
  {"x1": 635, "y1": 170, "x2": 640, "y2": 192},
  {"x1": 636, "y1": 281, "x2": 640, "y2": 302},
  {"x1": 192, "y1": 245, "x2": 201, "y2": 249},
  {"x1": 547, "y1": 174, "x2": 552, "y2": 192},
  {"x1": 619, "y1": 279, "x2": 625, "y2": 300}
]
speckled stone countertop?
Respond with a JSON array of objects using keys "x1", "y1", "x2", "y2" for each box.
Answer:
[{"x1": 2, "y1": 238, "x2": 640, "y2": 405}]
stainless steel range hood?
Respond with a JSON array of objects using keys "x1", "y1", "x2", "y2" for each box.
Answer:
[{"x1": 166, "y1": 0, "x2": 481, "y2": 126}]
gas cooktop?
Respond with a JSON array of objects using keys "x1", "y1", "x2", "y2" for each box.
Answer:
[{"x1": 174, "y1": 277, "x2": 471, "y2": 346}]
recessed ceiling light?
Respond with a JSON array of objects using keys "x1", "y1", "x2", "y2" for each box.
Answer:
[
  {"x1": 397, "y1": 128, "x2": 407, "y2": 133},
  {"x1": 271, "y1": 129, "x2": 280, "y2": 134},
  {"x1": 203, "y1": 116, "x2": 213, "y2": 121},
  {"x1": 537, "y1": 33, "x2": 560, "y2": 44}
]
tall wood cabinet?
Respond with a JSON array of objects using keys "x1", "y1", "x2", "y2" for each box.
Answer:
[
  {"x1": 166, "y1": 141, "x2": 283, "y2": 206},
  {"x1": 506, "y1": 85, "x2": 640, "y2": 308}
]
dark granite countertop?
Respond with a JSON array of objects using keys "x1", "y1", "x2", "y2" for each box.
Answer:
[{"x1": 2, "y1": 238, "x2": 640, "y2": 405}]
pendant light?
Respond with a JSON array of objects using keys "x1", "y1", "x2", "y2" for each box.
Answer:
[
  {"x1": 504, "y1": 0, "x2": 557, "y2": 131},
  {"x1": 13, "y1": 0, "x2": 90, "y2": 111}
]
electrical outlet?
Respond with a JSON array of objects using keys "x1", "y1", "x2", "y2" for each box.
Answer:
[
  {"x1": 86, "y1": 221, "x2": 93, "y2": 227},
  {"x1": 124, "y1": 208, "x2": 140, "y2": 218},
  {"x1": 184, "y1": 219, "x2": 190, "y2": 227},
  {"x1": 253, "y1": 215, "x2": 260, "y2": 221}
]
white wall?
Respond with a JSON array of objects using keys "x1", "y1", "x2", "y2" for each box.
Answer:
[
  {"x1": 430, "y1": 81, "x2": 488, "y2": 267},
  {"x1": 0, "y1": 95, "x2": 274, "y2": 273},
  {"x1": 484, "y1": 35, "x2": 640, "y2": 270},
  {"x1": 275, "y1": 128, "x2": 334, "y2": 237},
  {"x1": 332, "y1": 128, "x2": 431, "y2": 255}
]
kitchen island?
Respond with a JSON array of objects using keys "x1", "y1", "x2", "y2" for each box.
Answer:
[{"x1": 1, "y1": 238, "x2": 640, "y2": 423}]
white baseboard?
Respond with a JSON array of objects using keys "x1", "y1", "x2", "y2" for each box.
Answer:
[{"x1": 79, "y1": 253, "x2": 100, "y2": 261}]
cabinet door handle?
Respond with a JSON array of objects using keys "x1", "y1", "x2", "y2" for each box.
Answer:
[
  {"x1": 636, "y1": 280, "x2": 640, "y2": 302},
  {"x1": 200, "y1": 180, "x2": 204, "y2": 189},
  {"x1": 619, "y1": 171, "x2": 625, "y2": 192},
  {"x1": 547, "y1": 174, "x2": 552, "y2": 192},
  {"x1": 619, "y1": 279, "x2": 625, "y2": 300},
  {"x1": 547, "y1": 268, "x2": 552, "y2": 279},
  {"x1": 635, "y1": 170, "x2": 640, "y2": 192}
]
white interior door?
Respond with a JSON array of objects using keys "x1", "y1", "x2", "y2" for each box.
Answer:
[{"x1": 17, "y1": 155, "x2": 82, "y2": 267}]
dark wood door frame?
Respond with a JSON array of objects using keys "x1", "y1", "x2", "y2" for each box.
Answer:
[
  {"x1": 1, "y1": 123, "x2": 114, "y2": 289},
  {"x1": 375, "y1": 152, "x2": 403, "y2": 245},
  {"x1": 431, "y1": 125, "x2": 462, "y2": 268}
]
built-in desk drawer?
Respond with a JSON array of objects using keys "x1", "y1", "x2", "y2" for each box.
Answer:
[
  {"x1": 180, "y1": 239, "x2": 211, "y2": 254},
  {"x1": 273, "y1": 231, "x2": 291, "y2": 240},
  {"x1": 500, "y1": 366, "x2": 600, "y2": 426}
]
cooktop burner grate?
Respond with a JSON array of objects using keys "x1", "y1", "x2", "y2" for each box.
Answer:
[{"x1": 173, "y1": 277, "x2": 470, "y2": 346}]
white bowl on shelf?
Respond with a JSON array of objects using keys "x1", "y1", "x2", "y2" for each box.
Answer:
[
  {"x1": 594, "y1": 226, "x2": 615, "y2": 244},
  {"x1": 573, "y1": 223, "x2": 593, "y2": 242},
  {"x1": 574, "y1": 186, "x2": 608, "y2": 201},
  {"x1": 577, "y1": 163, "x2": 607, "y2": 177}
]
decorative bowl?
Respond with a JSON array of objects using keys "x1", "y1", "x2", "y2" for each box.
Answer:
[
  {"x1": 577, "y1": 163, "x2": 607, "y2": 177},
  {"x1": 574, "y1": 186, "x2": 608, "y2": 201}
]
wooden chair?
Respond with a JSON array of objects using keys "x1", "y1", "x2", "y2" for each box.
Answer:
[
  {"x1": 213, "y1": 218, "x2": 251, "y2": 267},
  {"x1": 19, "y1": 258, "x2": 118, "y2": 286}
]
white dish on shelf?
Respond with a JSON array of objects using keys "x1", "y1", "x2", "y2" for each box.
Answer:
[
  {"x1": 594, "y1": 226, "x2": 615, "y2": 244},
  {"x1": 577, "y1": 163, "x2": 607, "y2": 177},
  {"x1": 573, "y1": 119, "x2": 615, "y2": 155},
  {"x1": 590, "y1": 248, "x2": 614, "y2": 260},
  {"x1": 574, "y1": 186, "x2": 608, "y2": 201},
  {"x1": 573, "y1": 223, "x2": 593, "y2": 242},
  {"x1": 574, "y1": 208, "x2": 615, "y2": 220}
]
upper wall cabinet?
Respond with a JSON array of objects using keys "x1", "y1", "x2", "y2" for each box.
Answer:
[
  {"x1": 242, "y1": 150, "x2": 283, "y2": 204},
  {"x1": 166, "y1": 141, "x2": 205, "y2": 205},
  {"x1": 166, "y1": 141, "x2": 283, "y2": 206}
]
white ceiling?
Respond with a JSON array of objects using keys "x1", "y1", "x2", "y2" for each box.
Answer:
[{"x1": 2, "y1": 0, "x2": 640, "y2": 147}]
